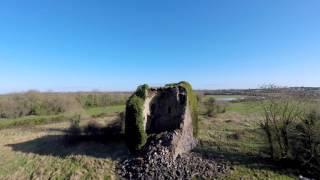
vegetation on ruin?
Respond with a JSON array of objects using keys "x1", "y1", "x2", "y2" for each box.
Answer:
[
  {"x1": 125, "y1": 84, "x2": 149, "y2": 152},
  {"x1": 135, "y1": 84, "x2": 149, "y2": 100}
]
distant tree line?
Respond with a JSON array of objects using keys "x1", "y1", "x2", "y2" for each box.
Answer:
[
  {"x1": 0, "y1": 91, "x2": 130, "y2": 119},
  {"x1": 78, "y1": 92, "x2": 129, "y2": 108}
]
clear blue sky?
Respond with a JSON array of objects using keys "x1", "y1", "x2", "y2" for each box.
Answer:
[{"x1": 0, "y1": 0, "x2": 319, "y2": 93}]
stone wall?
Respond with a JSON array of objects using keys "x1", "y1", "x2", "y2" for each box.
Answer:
[{"x1": 145, "y1": 87, "x2": 186, "y2": 134}]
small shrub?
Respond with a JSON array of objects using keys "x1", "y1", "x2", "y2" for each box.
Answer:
[
  {"x1": 65, "y1": 116, "x2": 82, "y2": 143},
  {"x1": 83, "y1": 119, "x2": 103, "y2": 137},
  {"x1": 69, "y1": 122, "x2": 81, "y2": 135},
  {"x1": 291, "y1": 109, "x2": 320, "y2": 176},
  {"x1": 65, "y1": 116, "x2": 123, "y2": 144},
  {"x1": 260, "y1": 94, "x2": 320, "y2": 178},
  {"x1": 260, "y1": 97, "x2": 302, "y2": 159},
  {"x1": 204, "y1": 97, "x2": 227, "y2": 117}
]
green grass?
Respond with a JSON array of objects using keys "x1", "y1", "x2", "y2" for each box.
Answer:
[
  {"x1": 85, "y1": 105, "x2": 125, "y2": 117},
  {"x1": 227, "y1": 101, "x2": 262, "y2": 115},
  {"x1": 197, "y1": 112, "x2": 297, "y2": 179},
  {"x1": 223, "y1": 165, "x2": 295, "y2": 180}
]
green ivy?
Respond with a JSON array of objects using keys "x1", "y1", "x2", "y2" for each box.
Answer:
[{"x1": 125, "y1": 86, "x2": 148, "y2": 152}]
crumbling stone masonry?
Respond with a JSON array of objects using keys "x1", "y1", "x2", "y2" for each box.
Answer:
[{"x1": 125, "y1": 81, "x2": 198, "y2": 158}]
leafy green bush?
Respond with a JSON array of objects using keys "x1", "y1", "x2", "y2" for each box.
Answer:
[{"x1": 68, "y1": 116, "x2": 81, "y2": 137}]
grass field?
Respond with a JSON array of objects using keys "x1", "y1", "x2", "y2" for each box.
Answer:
[
  {"x1": 85, "y1": 105, "x2": 125, "y2": 117},
  {"x1": 0, "y1": 116, "x2": 129, "y2": 180},
  {"x1": 226, "y1": 101, "x2": 262, "y2": 115},
  {"x1": 0, "y1": 98, "x2": 301, "y2": 179},
  {"x1": 197, "y1": 101, "x2": 296, "y2": 179}
]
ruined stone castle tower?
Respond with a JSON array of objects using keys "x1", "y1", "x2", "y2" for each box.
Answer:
[{"x1": 125, "y1": 82, "x2": 198, "y2": 158}]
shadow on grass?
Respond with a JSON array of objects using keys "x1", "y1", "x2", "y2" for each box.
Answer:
[
  {"x1": 193, "y1": 140, "x2": 300, "y2": 178},
  {"x1": 7, "y1": 126, "x2": 130, "y2": 161}
]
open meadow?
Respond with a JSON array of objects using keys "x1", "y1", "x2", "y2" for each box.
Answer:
[
  {"x1": 1, "y1": 1, "x2": 319, "y2": 179},
  {"x1": 1, "y1": 92, "x2": 316, "y2": 179}
]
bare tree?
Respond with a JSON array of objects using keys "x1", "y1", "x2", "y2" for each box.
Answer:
[{"x1": 259, "y1": 86, "x2": 303, "y2": 159}]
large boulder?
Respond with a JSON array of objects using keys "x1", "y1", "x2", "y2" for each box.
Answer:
[{"x1": 125, "y1": 81, "x2": 198, "y2": 158}]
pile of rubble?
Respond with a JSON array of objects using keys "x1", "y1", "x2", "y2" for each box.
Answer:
[{"x1": 117, "y1": 132, "x2": 229, "y2": 180}]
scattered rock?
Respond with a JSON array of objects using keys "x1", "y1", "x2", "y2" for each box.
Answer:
[{"x1": 117, "y1": 132, "x2": 230, "y2": 179}]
